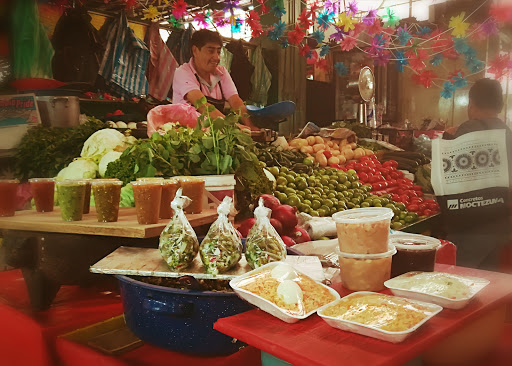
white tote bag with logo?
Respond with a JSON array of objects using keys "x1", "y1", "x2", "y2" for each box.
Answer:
[{"x1": 432, "y1": 130, "x2": 509, "y2": 211}]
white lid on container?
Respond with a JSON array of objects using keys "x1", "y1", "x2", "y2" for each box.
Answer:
[
  {"x1": 335, "y1": 245, "x2": 397, "y2": 259},
  {"x1": 390, "y1": 233, "x2": 441, "y2": 251},
  {"x1": 332, "y1": 207, "x2": 394, "y2": 224}
]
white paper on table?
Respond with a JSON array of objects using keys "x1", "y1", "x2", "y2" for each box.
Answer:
[{"x1": 431, "y1": 130, "x2": 509, "y2": 196}]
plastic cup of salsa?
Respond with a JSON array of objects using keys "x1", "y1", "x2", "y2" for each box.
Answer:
[
  {"x1": 0, "y1": 179, "x2": 19, "y2": 217},
  {"x1": 132, "y1": 180, "x2": 162, "y2": 224},
  {"x1": 92, "y1": 179, "x2": 122, "y2": 222},
  {"x1": 29, "y1": 178, "x2": 55, "y2": 213},
  {"x1": 390, "y1": 233, "x2": 441, "y2": 278},
  {"x1": 160, "y1": 178, "x2": 180, "y2": 219},
  {"x1": 56, "y1": 180, "x2": 87, "y2": 221},
  {"x1": 180, "y1": 177, "x2": 205, "y2": 214},
  {"x1": 336, "y1": 245, "x2": 396, "y2": 291},
  {"x1": 333, "y1": 207, "x2": 394, "y2": 254},
  {"x1": 83, "y1": 179, "x2": 92, "y2": 214}
]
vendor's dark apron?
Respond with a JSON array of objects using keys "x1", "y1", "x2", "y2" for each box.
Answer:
[{"x1": 194, "y1": 74, "x2": 227, "y2": 114}]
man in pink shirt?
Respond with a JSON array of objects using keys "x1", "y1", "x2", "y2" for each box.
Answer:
[{"x1": 172, "y1": 30, "x2": 257, "y2": 130}]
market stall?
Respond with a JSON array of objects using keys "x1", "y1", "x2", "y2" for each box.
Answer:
[{"x1": 2, "y1": 0, "x2": 512, "y2": 365}]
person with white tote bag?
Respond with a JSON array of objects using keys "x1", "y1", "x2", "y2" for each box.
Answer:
[{"x1": 432, "y1": 79, "x2": 512, "y2": 270}]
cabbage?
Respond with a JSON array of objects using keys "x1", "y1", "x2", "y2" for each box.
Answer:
[
  {"x1": 56, "y1": 158, "x2": 98, "y2": 180},
  {"x1": 80, "y1": 129, "x2": 126, "y2": 163},
  {"x1": 120, "y1": 183, "x2": 135, "y2": 207},
  {"x1": 99, "y1": 151, "x2": 123, "y2": 177}
]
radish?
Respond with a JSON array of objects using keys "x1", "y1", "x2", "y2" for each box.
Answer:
[
  {"x1": 258, "y1": 194, "x2": 281, "y2": 211},
  {"x1": 271, "y1": 205, "x2": 298, "y2": 232},
  {"x1": 238, "y1": 218, "x2": 256, "y2": 238},
  {"x1": 290, "y1": 227, "x2": 311, "y2": 244},
  {"x1": 281, "y1": 236, "x2": 296, "y2": 247},
  {"x1": 270, "y1": 218, "x2": 284, "y2": 235}
]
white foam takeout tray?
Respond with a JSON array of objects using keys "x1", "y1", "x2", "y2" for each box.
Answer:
[
  {"x1": 316, "y1": 291, "x2": 443, "y2": 343},
  {"x1": 384, "y1": 271, "x2": 490, "y2": 310},
  {"x1": 230, "y1": 262, "x2": 340, "y2": 324}
]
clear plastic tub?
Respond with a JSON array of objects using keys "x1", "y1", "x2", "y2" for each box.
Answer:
[
  {"x1": 29, "y1": 178, "x2": 55, "y2": 213},
  {"x1": 333, "y1": 207, "x2": 394, "y2": 254},
  {"x1": 92, "y1": 180, "x2": 122, "y2": 222},
  {"x1": 56, "y1": 180, "x2": 87, "y2": 221},
  {"x1": 180, "y1": 177, "x2": 205, "y2": 214},
  {"x1": 132, "y1": 180, "x2": 163, "y2": 224},
  {"x1": 390, "y1": 233, "x2": 441, "y2": 277},
  {"x1": 317, "y1": 292, "x2": 443, "y2": 343},
  {"x1": 230, "y1": 262, "x2": 340, "y2": 323},
  {"x1": 336, "y1": 245, "x2": 396, "y2": 291},
  {"x1": 384, "y1": 272, "x2": 490, "y2": 310}
]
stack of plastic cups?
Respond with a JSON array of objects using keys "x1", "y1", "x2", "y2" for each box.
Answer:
[{"x1": 332, "y1": 207, "x2": 396, "y2": 291}]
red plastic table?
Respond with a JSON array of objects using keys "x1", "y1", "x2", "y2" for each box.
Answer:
[{"x1": 214, "y1": 264, "x2": 512, "y2": 366}]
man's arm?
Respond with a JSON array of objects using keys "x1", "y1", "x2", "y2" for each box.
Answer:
[
  {"x1": 227, "y1": 94, "x2": 259, "y2": 130},
  {"x1": 185, "y1": 89, "x2": 225, "y2": 120}
]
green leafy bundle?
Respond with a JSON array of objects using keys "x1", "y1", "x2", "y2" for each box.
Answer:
[
  {"x1": 105, "y1": 99, "x2": 258, "y2": 185},
  {"x1": 14, "y1": 118, "x2": 108, "y2": 181}
]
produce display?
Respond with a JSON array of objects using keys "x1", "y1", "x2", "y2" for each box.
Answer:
[
  {"x1": 159, "y1": 189, "x2": 200, "y2": 270},
  {"x1": 14, "y1": 117, "x2": 109, "y2": 180},
  {"x1": 199, "y1": 197, "x2": 243, "y2": 275},
  {"x1": 288, "y1": 135, "x2": 373, "y2": 168},
  {"x1": 234, "y1": 263, "x2": 337, "y2": 316},
  {"x1": 245, "y1": 199, "x2": 287, "y2": 269},
  {"x1": 319, "y1": 293, "x2": 439, "y2": 332},
  {"x1": 269, "y1": 164, "x2": 420, "y2": 230}
]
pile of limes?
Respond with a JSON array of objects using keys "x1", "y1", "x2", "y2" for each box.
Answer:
[{"x1": 269, "y1": 166, "x2": 419, "y2": 230}]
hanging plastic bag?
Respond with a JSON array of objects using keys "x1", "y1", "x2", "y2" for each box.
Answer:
[
  {"x1": 245, "y1": 198, "x2": 287, "y2": 269},
  {"x1": 159, "y1": 188, "x2": 199, "y2": 270},
  {"x1": 199, "y1": 196, "x2": 242, "y2": 275}
]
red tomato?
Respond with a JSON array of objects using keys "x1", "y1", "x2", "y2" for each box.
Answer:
[
  {"x1": 395, "y1": 170, "x2": 404, "y2": 178},
  {"x1": 399, "y1": 194, "x2": 409, "y2": 203},
  {"x1": 408, "y1": 190, "x2": 419, "y2": 197},
  {"x1": 410, "y1": 197, "x2": 423, "y2": 203},
  {"x1": 388, "y1": 179, "x2": 397, "y2": 187},
  {"x1": 424, "y1": 199, "x2": 436, "y2": 204},
  {"x1": 407, "y1": 204, "x2": 419, "y2": 212},
  {"x1": 427, "y1": 202, "x2": 438, "y2": 210},
  {"x1": 391, "y1": 193, "x2": 400, "y2": 201},
  {"x1": 412, "y1": 184, "x2": 423, "y2": 191},
  {"x1": 423, "y1": 209, "x2": 433, "y2": 217},
  {"x1": 323, "y1": 150, "x2": 332, "y2": 159},
  {"x1": 372, "y1": 183, "x2": 382, "y2": 190},
  {"x1": 360, "y1": 156, "x2": 370, "y2": 162},
  {"x1": 329, "y1": 163, "x2": 342, "y2": 169},
  {"x1": 359, "y1": 172, "x2": 368, "y2": 181},
  {"x1": 418, "y1": 203, "x2": 427, "y2": 212},
  {"x1": 384, "y1": 174, "x2": 391, "y2": 181},
  {"x1": 390, "y1": 171, "x2": 399, "y2": 179}
]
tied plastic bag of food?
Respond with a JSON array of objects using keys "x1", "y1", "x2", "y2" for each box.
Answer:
[
  {"x1": 159, "y1": 188, "x2": 199, "y2": 270},
  {"x1": 199, "y1": 196, "x2": 242, "y2": 275},
  {"x1": 245, "y1": 198, "x2": 287, "y2": 269}
]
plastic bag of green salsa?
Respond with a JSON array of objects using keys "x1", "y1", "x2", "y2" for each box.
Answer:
[
  {"x1": 159, "y1": 188, "x2": 199, "y2": 270},
  {"x1": 245, "y1": 198, "x2": 287, "y2": 269},
  {"x1": 200, "y1": 196, "x2": 242, "y2": 276}
]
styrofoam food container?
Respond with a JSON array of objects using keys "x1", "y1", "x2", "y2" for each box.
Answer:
[
  {"x1": 384, "y1": 271, "x2": 490, "y2": 310},
  {"x1": 230, "y1": 262, "x2": 340, "y2": 324},
  {"x1": 317, "y1": 291, "x2": 443, "y2": 343}
]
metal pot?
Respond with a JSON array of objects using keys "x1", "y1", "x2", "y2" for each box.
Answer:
[
  {"x1": 36, "y1": 96, "x2": 80, "y2": 128},
  {"x1": 116, "y1": 274, "x2": 254, "y2": 356}
]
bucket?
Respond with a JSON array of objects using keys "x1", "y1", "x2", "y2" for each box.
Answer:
[
  {"x1": 203, "y1": 175, "x2": 236, "y2": 211},
  {"x1": 36, "y1": 96, "x2": 80, "y2": 128}
]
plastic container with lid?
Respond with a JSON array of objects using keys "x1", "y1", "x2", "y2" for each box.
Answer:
[
  {"x1": 390, "y1": 233, "x2": 441, "y2": 278},
  {"x1": 132, "y1": 180, "x2": 163, "y2": 224},
  {"x1": 179, "y1": 177, "x2": 205, "y2": 214},
  {"x1": 0, "y1": 179, "x2": 19, "y2": 217},
  {"x1": 29, "y1": 178, "x2": 55, "y2": 213},
  {"x1": 56, "y1": 180, "x2": 87, "y2": 221},
  {"x1": 92, "y1": 180, "x2": 122, "y2": 222},
  {"x1": 336, "y1": 245, "x2": 396, "y2": 291},
  {"x1": 333, "y1": 207, "x2": 394, "y2": 254},
  {"x1": 159, "y1": 178, "x2": 180, "y2": 219}
]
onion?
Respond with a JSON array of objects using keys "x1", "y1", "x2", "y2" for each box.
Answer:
[
  {"x1": 281, "y1": 236, "x2": 297, "y2": 247},
  {"x1": 290, "y1": 227, "x2": 311, "y2": 244},
  {"x1": 270, "y1": 218, "x2": 284, "y2": 235},
  {"x1": 258, "y1": 194, "x2": 281, "y2": 211},
  {"x1": 238, "y1": 218, "x2": 256, "y2": 238},
  {"x1": 271, "y1": 205, "x2": 298, "y2": 232}
]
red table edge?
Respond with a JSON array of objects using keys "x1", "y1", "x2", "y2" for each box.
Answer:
[{"x1": 214, "y1": 264, "x2": 512, "y2": 366}]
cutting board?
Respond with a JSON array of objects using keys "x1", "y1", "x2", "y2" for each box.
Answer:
[
  {"x1": 90, "y1": 246, "x2": 325, "y2": 282},
  {"x1": 0, "y1": 208, "x2": 217, "y2": 238}
]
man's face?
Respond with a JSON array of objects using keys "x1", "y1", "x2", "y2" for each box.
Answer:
[{"x1": 192, "y1": 42, "x2": 222, "y2": 75}]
